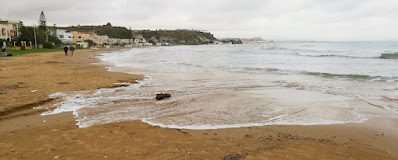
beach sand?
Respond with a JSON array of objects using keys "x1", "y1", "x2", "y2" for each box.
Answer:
[{"x1": 0, "y1": 48, "x2": 397, "y2": 160}]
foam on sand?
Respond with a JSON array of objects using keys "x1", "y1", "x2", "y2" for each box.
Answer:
[{"x1": 39, "y1": 44, "x2": 398, "y2": 129}]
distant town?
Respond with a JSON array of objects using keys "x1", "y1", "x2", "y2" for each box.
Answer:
[{"x1": 1, "y1": 11, "x2": 267, "y2": 50}]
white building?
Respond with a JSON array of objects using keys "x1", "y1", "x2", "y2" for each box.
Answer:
[
  {"x1": 107, "y1": 38, "x2": 118, "y2": 45},
  {"x1": 133, "y1": 38, "x2": 140, "y2": 44},
  {"x1": 156, "y1": 42, "x2": 170, "y2": 46},
  {"x1": 132, "y1": 38, "x2": 148, "y2": 47},
  {"x1": 133, "y1": 38, "x2": 146, "y2": 44},
  {"x1": 118, "y1": 39, "x2": 132, "y2": 45},
  {"x1": 52, "y1": 29, "x2": 73, "y2": 43},
  {"x1": 143, "y1": 42, "x2": 153, "y2": 46},
  {"x1": 76, "y1": 42, "x2": 89, "y2": 48}
]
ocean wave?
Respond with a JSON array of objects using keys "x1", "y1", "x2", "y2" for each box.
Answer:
[
  {"x1": 380, "y1": 53, "x2": 398, "y2": 59},
  {"x1": 260, "y1": 45, "x2": 288, "y2": 50},
  {"x1": 296, "y1": 52, "x2": 398, "y2": 59},
  {"x1": 261, "y1": 45, "x2": 398, "y2": 59},
  {"x1": 298, "y1": 54, "x2": 376, "y2": 59},
  {"x1": 303, "y1": 71, "x2": 384, "y2": 80},
  {"x1": 230, "y1": 67, "x2": 282, "y2": 74},
  {"x1": 232, "y1": 66, "x2": 396, "y2": 82}
]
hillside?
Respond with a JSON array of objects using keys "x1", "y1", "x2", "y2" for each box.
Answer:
[
  {"x1": 51, "y1": 24, "x2": 218, "y2": 45},
  {"x1": 54, "y1": 24, "x2": 132, "y2": 39},
  {"x1": 133, "y1": 30, "x2": 217, "y2": 45}
]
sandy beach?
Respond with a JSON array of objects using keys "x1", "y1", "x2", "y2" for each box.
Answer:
[{"x1": 0, "y1": 48, "x2": 397, "y2": 160}]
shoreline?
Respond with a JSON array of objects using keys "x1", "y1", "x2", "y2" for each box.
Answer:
[
  {"x1": 0, "y1": 48, "x2": 143, "y2": 129},
  {"x1": 0, "y1": 47, "x2": 397, "y2": 159}
]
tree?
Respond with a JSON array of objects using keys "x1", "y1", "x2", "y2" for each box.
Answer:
[
  {"x1": 39, "y1": 11, "x2": 47, "y2": 31},
  {"x1": 84, "y1": 40, "x2": 94, "y2": 46},
  {"x1": 17, "y1": 26, "x2": 61, "y2": 48},
  {"x1": 106, "y1": 22, "x2": 112, "y2": 27}
]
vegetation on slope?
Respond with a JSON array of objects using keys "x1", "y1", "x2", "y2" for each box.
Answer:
[
  {"x1": 54, "y1": 23, "x2": 132, "y2": 39},
  {"x1": 51, "y1": 23, "x2": 218, "y2": 45},
  {"x1": 134, "y1": 30, "x2": 217, "y2": 45}
]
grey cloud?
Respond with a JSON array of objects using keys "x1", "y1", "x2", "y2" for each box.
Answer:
[{"x1": 1, "y1": 0, "x2": 397, "y2": 41}]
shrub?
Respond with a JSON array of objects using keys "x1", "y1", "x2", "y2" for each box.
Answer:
[
  {"x1": 85, "y1": 40, "x2": 94, "y2": 46},
  {"x1": 0, "y1": 39, "x2": 5, "y2": 46},
  {"x1": 43, "y1": 42, "x2": 55, "y2": 49}
]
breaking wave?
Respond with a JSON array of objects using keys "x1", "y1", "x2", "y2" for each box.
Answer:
[{"x1": 380, "y1": 53, "x2": 398, "y2": 59}]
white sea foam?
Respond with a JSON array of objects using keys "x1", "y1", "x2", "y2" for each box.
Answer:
[
  {"x1": 41, "y1": 92, "x2": 93, "y2": 116},
  {"x1": 141, "y1": 118, "x2": 369, "y2": 130},
  {"x1": 48, "y1": 92, "x2": 67, "y2": 98},
  {"x1": 40, "y1": 43, "x2": 398, "y2": 129}
]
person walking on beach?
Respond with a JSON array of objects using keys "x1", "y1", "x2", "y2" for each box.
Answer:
[
  {"x1": 63, "y1": 46, "x2": 69, "y2": 56},
  {"x1": 70, "y1": 46, "x2": 75, "y2": 56},
  {"x1": 1, "y1": 45, "x2": 12, "y2": 56},
  {"x1": 1, "y1": 45, "x2": 6, "y2": 55}
]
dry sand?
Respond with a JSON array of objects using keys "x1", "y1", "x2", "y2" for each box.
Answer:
[{"x1": 0, "y1": 48, "x2": 397, "y2": 160}]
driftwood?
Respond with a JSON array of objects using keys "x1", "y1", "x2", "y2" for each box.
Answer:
[{"x1": 156, "y1": 93, "x2": 171, "y2": 100}]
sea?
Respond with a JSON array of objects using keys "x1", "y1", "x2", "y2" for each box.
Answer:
[{"x1": 42, "y1": 41, "x2": 398, "y2": 129}]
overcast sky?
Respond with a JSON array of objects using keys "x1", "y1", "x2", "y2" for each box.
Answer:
[{"x1": 2, "y1": 0, "x2": 398, "y2": 41}]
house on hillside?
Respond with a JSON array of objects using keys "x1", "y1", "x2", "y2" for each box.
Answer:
[
  {"x1": 132, "y1": 37, "x2": 147, "y2": 47},
  {"x1": 133, "y1": 38, "x2": 140, "y2": 44},
  {"x1": 90, "y1": 33, "x2": 109, "y2": 46},
  {"x1": 131, "y1": 33, "x2": 146, "y2": 44},
  {"x1": 69, "y1": 31, "x2": 95, "y2": 48},
  {"x1": 50, "y1": 29, "x2": 73, "y2": 43},
  {"x1": 156, "y1": 42, "x2": 170, "y2": 46},
  {"x1": 143, "y1": 42, "x2": 153, "y2": 46},
  {"x1": 71, "y1": 31, "x2": 92, "y2": 42},
  {"x1": 76, "y1": 42, "x2": 89, "y2": 48},
  {"x1": 118, "y1": 39, "x2": 132, "y2": 45},
  {"x1": 107, "y1": 38, "x2": 118, "y2": 45},
  {"x1": 0, "y1": 20, "x2": 22, "y2": 41}
]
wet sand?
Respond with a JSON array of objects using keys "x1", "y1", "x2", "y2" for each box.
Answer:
[{"x1": 0, "y1": 48, "x2": 397, "y2": 160}]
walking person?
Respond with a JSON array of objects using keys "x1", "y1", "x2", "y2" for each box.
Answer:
[
  {"x1": 70, "y1": 46, "x2": 75, "y2": 56},
  {"x1": 1, "y1": 45, "x2": 12, "y2": 57},
  {"x1": 63, "y1": 46, "x2": 69, "y2": 56},
  {"x1": 1, "y1": 45, "x2": 6, "y2": 55}
]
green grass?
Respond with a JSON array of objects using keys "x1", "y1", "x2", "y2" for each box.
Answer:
[{"x1": 1, "y1": 48, "x2": 64, "y2": 57}]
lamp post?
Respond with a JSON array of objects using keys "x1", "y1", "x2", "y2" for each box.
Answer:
[
  {"x1": 46, "y1": 30, "x2": 48, "y2": 42},
  {"x1": 33, "y1": 24, "x2": 38, "y2": 49}
]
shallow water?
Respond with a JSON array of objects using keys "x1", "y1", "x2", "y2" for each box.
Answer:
[{"x1": 42, "y1": 42, "x2": 398, "y2": 129}]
